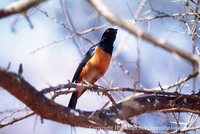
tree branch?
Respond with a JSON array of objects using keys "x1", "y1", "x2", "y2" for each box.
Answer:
[
  {"x1": 0, "y1": 0, "x2": 47, "y2": 19},
  {"x1": 0, "y1": 67, "x2": 151, "y2": 133},
  {"x1": 1, "y1": 67, "x2": 200, "y2": 133},
  {"x1": 87, "y1": 0, "x2": 200, "y2": 65},
  {"x1": 0, "y1": 112, "x2": 35, "y2": 128}
]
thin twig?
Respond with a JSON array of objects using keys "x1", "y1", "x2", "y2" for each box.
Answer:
[
  {"x1": 30, "y1": 8, "x2": 107, "y2": 54},
  {"x1": 0, "y1": 112, "x2": 35, "y2": 128},
  {"x1": 87, "y1": 0, "x2": 199, "y2": 65},
  {"x1": 153, "y1": 71, "x2": 198, "y2": 91},
  {"x1": 0, "y1": 106, "x2": 27, "y2": 122}
]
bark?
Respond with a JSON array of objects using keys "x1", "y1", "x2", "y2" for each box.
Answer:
[
  {"x1": 0, "y1": 0, "x2": 47, "y2": 18},
  {"x1": 1, "y1": 67, "x2": 200, "y2": 132}
]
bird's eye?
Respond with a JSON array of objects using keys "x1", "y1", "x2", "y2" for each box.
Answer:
[{"x1": 106, "y1": 30, "x2": 109, "y2": 33}]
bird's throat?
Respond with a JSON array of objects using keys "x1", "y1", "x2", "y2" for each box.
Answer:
[{"x1": 98, "y1": 40, "x2": 114, "y2": 55}]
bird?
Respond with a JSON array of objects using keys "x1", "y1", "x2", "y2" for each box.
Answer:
[{"x1": 68, "y1": 28, "x2": 118, "y2": 109}]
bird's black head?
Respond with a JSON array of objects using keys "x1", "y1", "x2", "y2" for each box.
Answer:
[
  {"x1": 101, "y1": 28, "x2": 118, "y2": 43},
  {"x1": 99, "y1": 28, "x2": 118, "y2": 55}
]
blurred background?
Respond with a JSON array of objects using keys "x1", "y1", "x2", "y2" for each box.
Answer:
[{"x1": 0, "y1": 0, "x2": 199, "y2": 133}]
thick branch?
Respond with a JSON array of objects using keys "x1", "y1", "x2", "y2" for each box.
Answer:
[
  {"x1": 87, "y1": 0, "x2": 199, "y2": 65},
  {"x1": 0, "y1": 67, "x2": 95, "y2": 127},
  {"x1": 0, "y1": 67, "x2": 150, "y2": 133},
  {"x1": 1, "y1": 67, "x2": 200, "y2": 133},
  {"x1": 103, "y1": 94, "x2": 200, "y2": 120},
  {"x1": 0, "y1": 0, "x2": 47, "y2": 18}
]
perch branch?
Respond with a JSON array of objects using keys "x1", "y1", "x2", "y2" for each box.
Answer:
[{"x1": 1, "y1": 67, "x2": 200, "y2": 132}]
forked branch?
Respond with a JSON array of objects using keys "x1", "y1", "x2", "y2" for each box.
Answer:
[
  {"x1": 87, "y1": 0, "x2": 200, "y2": 65},
  {"x1": 1, "y1": 67, "x2": 200, "y2": 133}
]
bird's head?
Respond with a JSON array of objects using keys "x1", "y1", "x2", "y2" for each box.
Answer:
[
  {"x1": 99, "y1": 28, "x2": 117, "y2": 55},
  {"x1": 101, "y1": 28, "x2": 118, "y2": 43}
]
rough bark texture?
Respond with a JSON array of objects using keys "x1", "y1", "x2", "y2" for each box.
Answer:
[
  {"x1": 1, "y1": 67, "x2": 200, "y2": 133},
  {"x1": 0, "y1": 67, "x2": 151, "y2": 133}
]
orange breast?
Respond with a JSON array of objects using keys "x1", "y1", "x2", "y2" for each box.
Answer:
[{"x1": 78, "y1": 46, "x2": 111, "y2": 83}]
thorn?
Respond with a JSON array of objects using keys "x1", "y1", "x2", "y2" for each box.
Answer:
[
  {"x1": 173, "y1": 91, "x2": 179, "y2": 94},
  {"x1": 18, "y1": 63, "x2": 23, "y2": 76},
  {"x1": 158, "y1": 82, "x2": 165, "y2": 92},
  {"x1": 40, "y1": 116, "x2": 44, "y2": 124},
  {"x1": 23, "y1": 13, "x2": 34, "y2": 29},
  {"x1": 7, "y1": 62, "x2": 11, "y2": 70},
  {"x1": 195, "y1": 89, "x2": 200, "y2": 96}
]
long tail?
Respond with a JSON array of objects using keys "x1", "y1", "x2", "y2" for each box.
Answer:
[{"x1": 68, "y1": 92, "x2": 78, "y2": 109}]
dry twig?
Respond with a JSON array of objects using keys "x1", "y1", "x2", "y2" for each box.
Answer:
[{"x1": 87, "y1": 0, "x2": 199, "y2": 65}]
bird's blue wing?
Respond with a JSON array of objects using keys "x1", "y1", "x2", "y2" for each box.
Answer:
[{"x1": 72, "y1": 44, "x2": 97, "y2": 82}]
